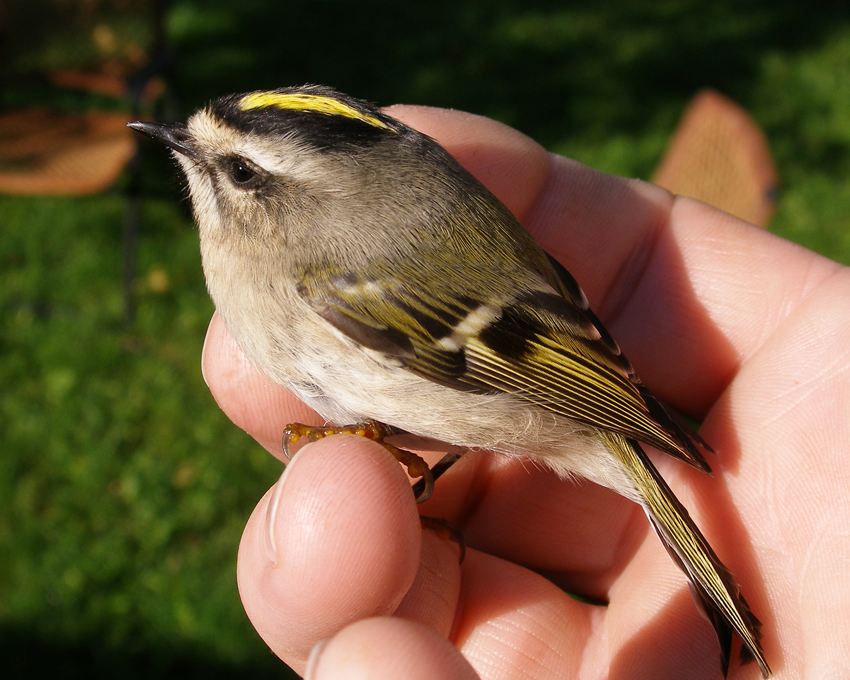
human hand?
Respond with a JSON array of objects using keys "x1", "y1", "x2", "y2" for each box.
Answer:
[{"x1": 201, "y1": 105, "x2": 850, "y2": 679}]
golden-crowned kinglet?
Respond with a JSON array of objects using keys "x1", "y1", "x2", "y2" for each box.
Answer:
[{"x1": 129, "y1": 85, "x2": 769, "y2": 678}]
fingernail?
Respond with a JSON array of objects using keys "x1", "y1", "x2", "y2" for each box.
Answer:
[
  {"x1": 263, "y1": 445, "x2": 310, "y2": 563},
  {"x1": 304, "y1": 638, "x2": 329, "y2": 680},
  {"x1": 199, "y1": 314, "x2": 219, "y2": 388}
]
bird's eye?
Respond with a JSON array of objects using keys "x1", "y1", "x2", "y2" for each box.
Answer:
[{"x1": 229, "y1": 160, "x2": 256, "y2": 185}]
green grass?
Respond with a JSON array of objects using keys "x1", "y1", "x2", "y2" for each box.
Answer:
[
  {"x1": 0, "y1": 193, "x2": 284, "y2": 676},
  {"x1": 2, "y1": 1, "x2": 849, "y2": 677}
]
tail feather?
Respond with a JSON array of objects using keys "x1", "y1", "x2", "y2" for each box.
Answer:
[{"x1": 604, "y1": 432, "x2": 770, "y2": 678}]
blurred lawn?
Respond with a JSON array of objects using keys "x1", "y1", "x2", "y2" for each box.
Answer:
[{"x1": 2, "y1": 1, "x2": 849, "y2": 677}]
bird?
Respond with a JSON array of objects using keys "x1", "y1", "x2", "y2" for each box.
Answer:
[{"x1": 129, "y1": 84, "x2": 770, "y2": 677}]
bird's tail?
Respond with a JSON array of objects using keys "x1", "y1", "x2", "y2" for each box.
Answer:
[{"x1": 603, "y1": 432, "x2": 770, "y2": 678}]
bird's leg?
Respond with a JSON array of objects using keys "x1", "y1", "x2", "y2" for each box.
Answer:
[
  {"x1": 283, "y1": 419, "x2": 435, "y2": 502},
  {"x1": 283, "y1": 420, "x2": 466, "y2": 560}
]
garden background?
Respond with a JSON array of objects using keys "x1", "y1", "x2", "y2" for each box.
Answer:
[{"x1": 2, "y1": 1, "x2": 849, "y2": 677}]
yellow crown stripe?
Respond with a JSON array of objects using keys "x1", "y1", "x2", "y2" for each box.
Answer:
[{"x1": 239, "y1": 92, "x2": 393, "y2": 131}]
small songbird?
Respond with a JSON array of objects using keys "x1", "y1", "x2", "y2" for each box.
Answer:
[{"x1": 129, "y1": 85, "x2": 769, "y2": 677}]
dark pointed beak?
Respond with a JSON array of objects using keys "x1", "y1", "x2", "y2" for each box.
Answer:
[{"x1": 127, "y1": 121, "x2": 199, "y2": 160}]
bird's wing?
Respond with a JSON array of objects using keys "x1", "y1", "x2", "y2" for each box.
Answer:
[{"x1": 297, "y1": 254, "x2": 710, "y2": 471}]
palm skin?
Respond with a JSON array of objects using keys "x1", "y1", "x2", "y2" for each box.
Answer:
[{"x1": 201, "y1": 105, "x2": 850, "y2": 679}]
